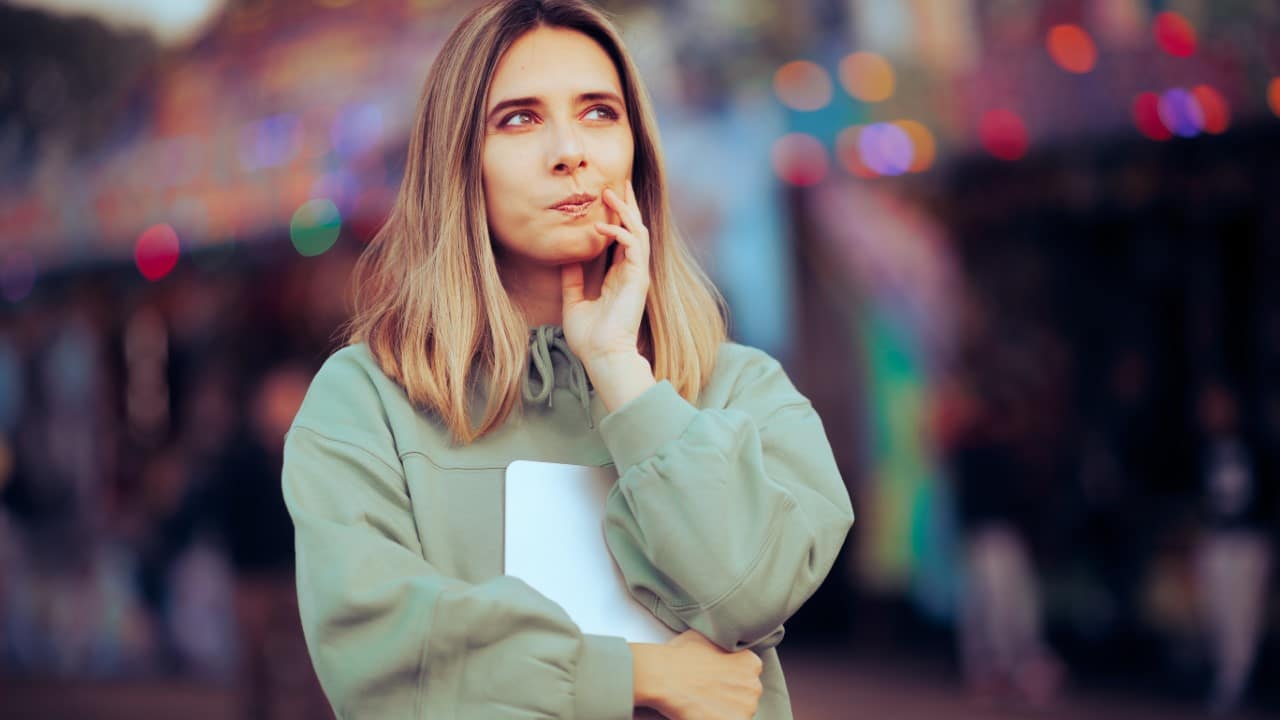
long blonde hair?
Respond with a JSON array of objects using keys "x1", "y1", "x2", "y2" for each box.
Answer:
[{"x1": 346, "y1": 0, "x2": 727, "y2": 444}]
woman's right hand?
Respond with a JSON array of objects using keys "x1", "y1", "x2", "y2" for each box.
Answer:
[{"x1": 631, "y1": 630, "x2": 764, "y2": 720}]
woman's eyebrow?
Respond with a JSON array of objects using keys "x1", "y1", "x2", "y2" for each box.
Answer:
[{"x1": 486, "y1": 91, "x2": 624, "y2": 122}]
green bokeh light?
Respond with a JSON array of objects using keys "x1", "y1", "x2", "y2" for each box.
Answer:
[{"x1": 290, "y1": 199, "x2": 341, "y2": 257}]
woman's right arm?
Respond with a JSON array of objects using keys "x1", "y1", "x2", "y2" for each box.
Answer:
[{"x1": 284, "y1": 424, "x2": 635, "y2": 719}]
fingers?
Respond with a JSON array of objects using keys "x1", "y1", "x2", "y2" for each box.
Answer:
[
  {"x1": 602, "y1": 184, "x2": 646, "y2": 239},
  {"x1": 604, "y1": 185, "x2": 622, "y2": 227},
  {"x1": 591, "y1": 222, "x2": 645, "y2": 265},
  {"x1": 592, "y1": 222, "x2": 636, "y2": 248}
]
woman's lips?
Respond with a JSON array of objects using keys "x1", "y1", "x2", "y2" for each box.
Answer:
[{"x1": 552, "y1": 198, "x2": 594, "y2": 217}]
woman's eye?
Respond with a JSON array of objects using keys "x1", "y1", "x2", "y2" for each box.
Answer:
[
  {"x1": 502, "y1": 111, "x2": 536, "y2": 127},
  {"x1": 585, "y1": 106, "x2": 619, "y2": 121},
  {"x1": 500, "y1": 106, "x2": 617, "y2": 127}
]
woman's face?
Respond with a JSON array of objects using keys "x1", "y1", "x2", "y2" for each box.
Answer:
[{"x1": 482, "y1": 26, "x2": 634, "y2": 268}]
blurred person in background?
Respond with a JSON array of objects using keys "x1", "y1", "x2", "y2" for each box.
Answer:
[
  {"x1": 152, "y1": 356, "x2": 242, "y2": 681},
  {"x1": 1193, "y1": 378, "x2": 1274, "y2": 716},
  {"x1": 1075, "y1": 344, "x2": 1155, "y2": 653},
  {"x1": 131, "y1": 446, "x2": 224, "y2": 673},
  {"x1": 1, "y1": 295, "x2": 156, "y2": 676},
  {"x1": 283, "y1": 1, "x2": 853, "y2": 718},
  {"x1": 217, "y1": 362, "x2": 321, "y2": 720},
  {"x1": 941, "y1": 291, "x2": 1065, "y2": 710}
]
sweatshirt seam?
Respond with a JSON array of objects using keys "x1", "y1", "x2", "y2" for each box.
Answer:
[
  {"x1": 668, "y1": 492, "x2": 798, "y2": 613},
  {"x1": 756, "y1": 400, "x2": 812, "y2": 431},
  {"x1": 398, "y1": 450, "x2": 614, "y2": 473},
  {"x1": 398, "y1": 450, "x2": 452, "y2": 471},
  {"x1": 289, "y1": 425, "x2": 405, "y2": 479},
  {"x1": 603, "y1": 385, "x2": 698, "y2": 473},
  {"x1": 757, "y1": 402, "x2": 852, "y2": 521}
]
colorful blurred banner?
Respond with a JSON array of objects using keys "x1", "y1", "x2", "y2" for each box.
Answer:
[{"x1": 809, "y1": 181, "x2": 961, "y2": 615}]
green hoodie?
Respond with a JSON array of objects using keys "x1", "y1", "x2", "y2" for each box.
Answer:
[{"x1": 283, "y1": 324, "x2": 854, "y2": 719}]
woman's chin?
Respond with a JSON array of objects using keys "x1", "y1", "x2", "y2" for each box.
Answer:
[{"x1": 544, "y1": 233, "x2": 610, "y2": 265}]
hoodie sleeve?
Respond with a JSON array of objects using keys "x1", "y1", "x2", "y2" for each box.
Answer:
[
  {"x1": 282, "y1": 351, "x2": 633, "y2": 720},
  {"x1": 598, "y1": 347, "x2": 854, "y2": 653}
]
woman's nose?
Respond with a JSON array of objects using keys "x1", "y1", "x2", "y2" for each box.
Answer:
[{"x1": 549, "y1": 123, "x2": 586, "y2": 174}]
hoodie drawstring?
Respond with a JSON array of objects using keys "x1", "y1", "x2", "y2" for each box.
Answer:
[{"x1": 522, "y1": 325, "x2": 593, "y2": 427}]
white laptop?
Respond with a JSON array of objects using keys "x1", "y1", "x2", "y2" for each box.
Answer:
[{"x1": 503, "y1": 460, "x2": 677, "y2": 645}]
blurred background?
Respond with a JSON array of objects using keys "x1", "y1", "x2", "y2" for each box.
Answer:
[{"x1": 0, "y1": 0, "x2": 1278, "y2": 718}]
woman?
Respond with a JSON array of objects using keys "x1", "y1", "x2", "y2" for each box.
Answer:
[{"x1": 282, "y1": 1, "x2": 854, "y2": 718}]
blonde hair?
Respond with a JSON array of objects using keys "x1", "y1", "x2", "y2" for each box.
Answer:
[{"x1": 346, "y1": 0, "x2": 727, "y2": 444}]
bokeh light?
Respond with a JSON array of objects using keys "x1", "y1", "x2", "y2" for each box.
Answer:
[
  {"x1": 1046, "y1": 24, "x2": 1097, "y2": 74},
  {"x1": 1, "y1": 252, "x2": 36, "y2": 303},
  {"x1": 1132, "y1": 92, "x2": 1172, "y2": 141},
  {"x1": 135, "y1": 224, "x2": 180, "y2": 282},
  {"x1": 331, "y1": 103, "x2": 385, "y2": 159},
  {"x1": 978, "y1": 109, "x2": 1029, "y2": 161},
  {"x1": 836, "y1": 127, "x2": 878, "y2": 179},
  {"x1": 892, "y1": 120, "x2": 936, "y2": 173},
  {"x1": 1153, "y1": 11, "x2": 1196, "y2": 58},
  {"x1": 858, "y1": 123, "x2": 913, "y2": 176},
  {"x1": 239, "y1": 113, "x2": 302, "y2": 171},
  {"x1": 1191, "y1": 85, "x2": 1230, "y2": 135},
  {"x1": 290, "y1": 199, "x2": 342, "y2": 257},
  {"x1": 1268, "y1": 78, "x2": 1280, "y2": 118},
  {"x1": 838, "y1": 52, "x2": 895, "y2": 103},
  {"x1": 1158, "y1": 88, "x2": 1204, "y2": 138},
  {"x1": 773, "y1": 61, "x2": 833, "y2": 112},
  {"x1": 771, "y1": 133, "x2": 828, "y2": 186}
]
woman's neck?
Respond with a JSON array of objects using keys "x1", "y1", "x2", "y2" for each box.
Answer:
[{"x1": 499, "y1": 250, "x2": 610, "y2": 328}]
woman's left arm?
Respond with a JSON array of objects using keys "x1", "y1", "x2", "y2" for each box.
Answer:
[
  {"x1": 595, "y1": 350, "x2": 855, "y2": 654},
  {"x1": 564, "y1": 182, "x2": 852, "y2": 653}
]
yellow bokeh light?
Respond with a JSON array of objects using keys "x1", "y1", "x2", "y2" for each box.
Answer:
[
  {"x1": 839, "y1": 52, "x2": 895, "y2": 103},
  {"x1": 892, "y1": 120, "x2": 936, "y2": 172},
  {"x1": 773, "y1": 61, "x2": 833, "y2": 112}
]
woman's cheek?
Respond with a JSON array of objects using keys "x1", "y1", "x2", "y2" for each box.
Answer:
[{"x1": 588, "y1": 130, "x2": 631, "y2": 170}]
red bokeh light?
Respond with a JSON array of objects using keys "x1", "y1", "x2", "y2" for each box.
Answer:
[
  {"x1": 771, "y1": 133, "x2": 829, "y2": 187},
  {"x1": 1046, "y1": 24, "x2": 1097, "y2": 74},
  {"x1": 1132, "y1": 92, "x2": 1173, "y2": 141},
  {"x1": 135, "y1": 224, "x2": 180, "y2": 281},
  {"x1": 1154, "y1": 12, "x2": 1196, "y2": 58},
  {"x1": 978, "y1": 109, "x2": 1029, "y2": 161},
  {"x1": 1190, "y1": 85, "x2": 1230, "y2": 135}
]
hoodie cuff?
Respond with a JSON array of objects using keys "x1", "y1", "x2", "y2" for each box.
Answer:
[
  {"x1": 574, "y1": 633, "x2": 634, "y2": 720},
  {"x1": 599, "y1": 380, "x2": 699, "y2": 475}
]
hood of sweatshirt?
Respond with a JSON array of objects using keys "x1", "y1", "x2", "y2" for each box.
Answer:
[{"x1": 523, "y1": 324, "x2": 593, "y2": 423}]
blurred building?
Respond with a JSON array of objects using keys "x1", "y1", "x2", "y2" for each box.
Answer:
[{"x1": 1, "y1": 0, "x2": 1279, "y2": 717}]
